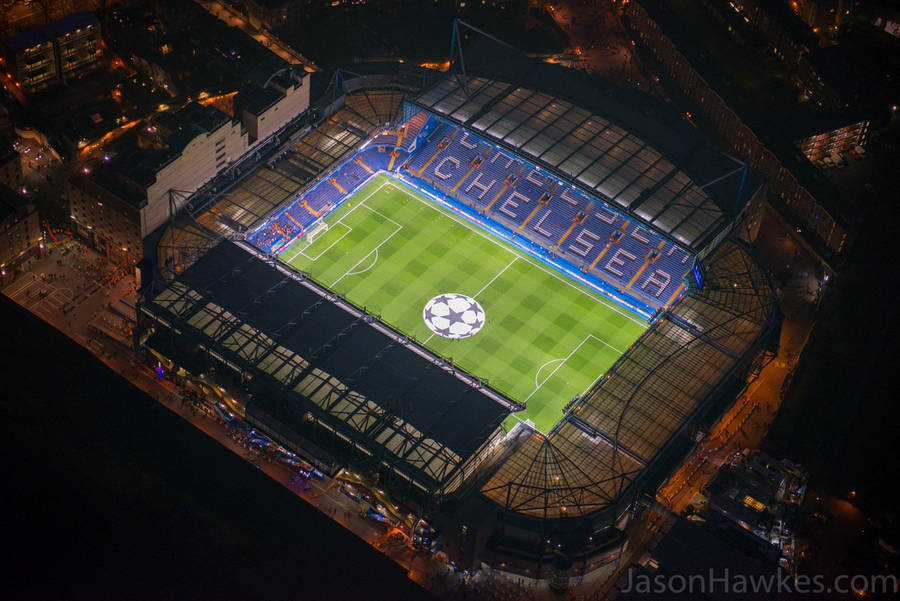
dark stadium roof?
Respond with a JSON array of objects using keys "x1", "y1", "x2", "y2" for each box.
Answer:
[
  {"x1": 43, "y1": 10, "x2": 99, "y2": 38},
  {"x1": 145, "y1": 240, "x2": 511, "y2": 490},
  {"x1": 413, "y1": 34, "x2": 762, "y2": 252}
]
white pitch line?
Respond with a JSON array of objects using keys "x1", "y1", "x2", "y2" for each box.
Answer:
[
  {"x1": 523, "y1": 335, "x2": 597, "y2": 404},
  {"x1": 523, "y1": 333, "x2": 625, "y2": 404},
  {"x1": 385, "y1": 180, "x2": 646, "y2": 327},
  {"x1": 299, "y1": 222, "x2": 352, "y2": 262},
  {"x1": 330, "y1": 223, "x2": 402, "y2": 289},
  {"x1": 534, "y1": 357, "x2": 566, "y2": 389},
  {"x1": 344, "y1": 248, "x2": 379, "y2": 277},
  {"x1": 472, "y1": 257, "x2": 518, "y2": 300},
  {"x1": 278, "y1": 180, "x2": 390, "y2": 264}
]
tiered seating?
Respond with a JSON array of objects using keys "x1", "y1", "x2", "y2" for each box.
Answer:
[
  {"x1": 358, "y1": 147, "x2": 394, "y2": 172},
  {"x1": 248, "y1": 204, "x2": 313, "y2": 254},
  {"x1": 250, "y1": 111, "x2": 694, "y2": 310},
  {"x1": 333, "y1": 160, "x2": 368, "y2": 193},
  {"x1": 304, "y1": 180, "x2": 342, "y2": 214},
  {"x1": 417, "y1": 131, "x2": 491, "y2": 194},
  {"x1": 454, "y1": 150, "x2": 522, "y2": 211},
  {"x1": 365, "y1": 114, "x2": 432, "y2": 152},
  {"x1": 634, "y1": 243, "x2": 690, "y2": 302},
  {"x1": 536, "y1": 192, "x2": 584, "y2": 246},
  {"x1": 403, "y1": 123, "x2": 452, "y2": 174},
  {"x1": 370, "y1": 129, "x2": 401, "y2": 147},
  {"x1": 398, "y1": 112, "x2": 430, "y2": 150}
]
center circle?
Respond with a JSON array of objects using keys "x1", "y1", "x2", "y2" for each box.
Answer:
[{"x1": 423, "y1": 293, "x2": 485, "y2": 339}]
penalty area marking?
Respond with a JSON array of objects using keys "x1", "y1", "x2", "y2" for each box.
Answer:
[
  {"x1": 278, "y1": 179, "x2": 391, "y2": 266},
  {"x1": 330, "y1": 208, "x2": 403, "y2": 289},
  {"x1": 289, "y1": 222, "x2": 352, "y2": 262},
  {"x1": 344, "y1": 248, "x2": 379, "y2": 277},
  {"x1": 534, "y1": 357, "x2": 566, "y2": 389},
  {"x1": 522, "y1": 334, "x2": 625, "y2": 405}
]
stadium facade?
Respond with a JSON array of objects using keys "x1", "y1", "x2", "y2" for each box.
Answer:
[{"x1": 136, "y1": 28, "x2": 779, "y2": 586}]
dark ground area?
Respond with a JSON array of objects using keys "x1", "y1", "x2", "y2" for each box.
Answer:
[
  {"x1": 765, "y1": 175, "x2": 900, "y2": 514},
  {"x1": 763, "y1": 154, "x2": 900, "y2": 581},
  {"x1": 0, "y1": 296, "x2": 433, "y2": 601}
]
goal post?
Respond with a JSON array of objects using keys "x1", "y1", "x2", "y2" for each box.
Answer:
[{"x1": 306, "y1": 221, "x2": 329, "y2": 244}]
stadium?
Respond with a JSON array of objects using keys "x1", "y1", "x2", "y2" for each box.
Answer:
[{"x1": 139, "y1": 25, "x2": 779, "y2": 583}]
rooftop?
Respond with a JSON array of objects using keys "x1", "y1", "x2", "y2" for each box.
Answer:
[
  {"x1": 0, "y1": 184, "x2": 28, "y2": 222},
  {"x1": 43, "y1": 10, "x2": 99, "y2": 39},
  {"x1": 2, "y1": 28, "x2": 52, "y2": 54},
  {"x1": 2, "y1": 10, "x2": 98, "y2": 53},
  {"x1": 616, "y1": 516, "x2": 781, "y2": 600},
  {"x1": 106, "y1": 0, "x2": 283, "y2": 100}
]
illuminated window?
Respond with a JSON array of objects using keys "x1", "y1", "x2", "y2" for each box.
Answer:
[{"x1": 742, "y1": 495, "x2": 766, "y2": 512}]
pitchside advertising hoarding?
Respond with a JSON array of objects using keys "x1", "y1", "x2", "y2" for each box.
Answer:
[{"x1": 692, "y1": 258, "x2": 704, "y2": 290}]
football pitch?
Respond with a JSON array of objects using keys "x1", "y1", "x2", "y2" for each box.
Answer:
[{"x1": 278, "y1": 174, "x2": 647, "y2": 434}]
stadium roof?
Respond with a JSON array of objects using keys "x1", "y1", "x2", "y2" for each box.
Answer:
[
  {"x1": 2, "y1": 11, "x2": 98, "y2": 53},
  {"x1": 481, "y1": 239, "x2": 776, "y2": 519},
  {"x1": 412, "y1": 29, "x2": 762, "y2": 252},
  {"x1": 144, "y1": 240, "x2": 512, "y2": 492}
]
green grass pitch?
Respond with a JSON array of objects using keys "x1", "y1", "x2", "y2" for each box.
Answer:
[{"x1": 278, "y1": 174, "x2": 647, "y2": 434}]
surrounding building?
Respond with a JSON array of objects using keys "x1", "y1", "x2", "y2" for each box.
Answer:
[
  {"x1": 0, "y1": 11, "x2": 102, "y2": 96},
  {"x1": 108, "y1": 1, "x2": 283, "y2": 100},
  {"x1": 241, "y1": 0, "x2": 298, "y2": 30},
  {"x1": 1, "y1": 29, "x2": 59, "y2": 95},
  {"x1": 792, "y1": 0, "x2": 857, "y2": 36},
  {"x1": 706, "y1": 451, "x2": 807, "y2": 572},
  {"x1": 730, "y1": 0, "x2": 819, "y2": 66},
  {"x1": 63, "y1": 58, "x2": 310, "y2": 264},
  {"x1": 793, "y1": 115, "x2": 869, "y2": 163},
  {"x1": 237, "y1": 60, "x2": 310, "y2": 144},
  {"x1": 0, "y1": 185, "x2": 42, "y2": 282},
  {"x1": 48, "y1": 11, "x2": 103, "y2": 82},
  {"x1": 69, "y1": 102, "x2": 248, "y2": 260},
  {"x1": 869, "y1": 9, "x2": 900, "y2": 41},
  {"x1": 615, "y1": 515, "x2": 782, "y2": 599},
  {"x1": 66, "y1": 174, "x2": 142, "y2": 265},
  {"x1": 0, "y1": 141, "x2": 24, "y2": 192}
]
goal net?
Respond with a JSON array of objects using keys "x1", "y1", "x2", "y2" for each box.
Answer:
[{"x1": 306, "y1": 221, "x2": 329, "y2": 243}]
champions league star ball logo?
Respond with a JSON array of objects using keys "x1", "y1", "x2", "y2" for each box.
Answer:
[{"x1": 423, "y1": 293, "x2": 485, "y2": 339}]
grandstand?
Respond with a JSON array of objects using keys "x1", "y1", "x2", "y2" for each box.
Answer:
[
  {"x1": 156, "y1": 87, "x2": 409, "y2": 279},
  {"x1": 140, "y1": 34, "x2": 778, "y2": 585}
]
